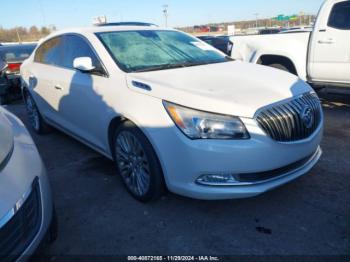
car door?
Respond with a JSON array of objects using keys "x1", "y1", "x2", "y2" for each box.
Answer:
[
  {"x1": 55, "y1": 34, "x2": 111, "y2": 152},
  {"x1": 30, "y1": 36, "x2": 68, "y2": 121},
  {"x1": 309, "y1": 0, "x2": 350, "y2": 84}
]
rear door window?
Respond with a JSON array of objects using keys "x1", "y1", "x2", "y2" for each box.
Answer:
[
  {"x1": 328, "y1": 1, "x2": 350, "y2": 30},
  {"x1": 34, "y1": 37, "x2": 64, "y2": 66}
]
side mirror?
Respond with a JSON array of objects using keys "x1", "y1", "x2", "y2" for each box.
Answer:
[
  {"x1": 0, "y1": 58, "x2": 7, "y2": 72},
  {"x1": 73, "y1": 57, "x2": 95, "y2": 72}
]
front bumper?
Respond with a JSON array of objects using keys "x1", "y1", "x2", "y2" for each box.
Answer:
[
  {"x1": 5, "y1": 73, "x2": 21, "y2": 81},
  {"x1": 181, "y1": 147, "x2": 322, "y2": 200},
  {"x1": 145, "y1": 114, "x2": 323, "y2": 200},
  {"x1": 0, "y1": 111, "x2": 53, "y2": 261}
]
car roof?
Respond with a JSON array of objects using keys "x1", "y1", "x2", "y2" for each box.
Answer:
[
  {"x1": 96, "y1": 22, "x2": 158, "y2": 27},
  {"x1": 0, "y1": 43, "x2": 37, "y2": 50},
  {"x1": 39, "y1": 26, "x2": 174, "y2": 43}
]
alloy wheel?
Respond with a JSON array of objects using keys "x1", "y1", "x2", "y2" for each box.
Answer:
[{"x1": 115, "y1": 131, "x2": 151, "y2": 197}]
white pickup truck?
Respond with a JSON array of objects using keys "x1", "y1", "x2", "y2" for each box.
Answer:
[{"x1": 230, "y1": 0, "x2": 350, "y2": 89}]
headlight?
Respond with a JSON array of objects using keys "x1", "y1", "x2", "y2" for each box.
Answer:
[{"x1": 163, "y1": 101, "x2": 250, "y2": 140}]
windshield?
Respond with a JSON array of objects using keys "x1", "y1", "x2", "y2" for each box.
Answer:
[
  {"x1": 97, "y1": 30, "x2": 230, "y2": 72},
  {"x1": 0, "y1": 44, "x2": 36, "y2": 63}
]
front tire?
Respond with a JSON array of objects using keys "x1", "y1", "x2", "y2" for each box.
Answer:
[
  {"x1": 113, "y1": 121, "x2": 165, "y2": 202},
  {"x1": 24, "y1": 91, "x2": 51, "y2": 134}
]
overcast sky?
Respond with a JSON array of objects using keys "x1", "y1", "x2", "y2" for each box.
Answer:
[{"x1": 1, "y1": 0, "x2": 324, "y2": 29}]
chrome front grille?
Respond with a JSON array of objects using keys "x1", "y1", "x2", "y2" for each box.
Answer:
[
  {"x1": 0, "y1": 178, "x2": 41, "y2": 262},
  {"x1": 256, "y1": 93, "x2": 322, "y2": 142}
]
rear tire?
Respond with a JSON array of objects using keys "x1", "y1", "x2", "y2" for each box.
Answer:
[
  {"x1": 310, "y1": 84, "x2": 325, "y2": 92},
  {"x1": 268, "y1": 63, "x2": 291, "y2": 73},
  {"x1": 24, "y1": 91, "x2": 51, "y2": 134},
  {"x1": 113, "y1": 121, "x2": 165, "y2": 202}
]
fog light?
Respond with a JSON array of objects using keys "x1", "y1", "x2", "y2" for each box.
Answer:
[{"x1": 196, "y1": 174, "x2": 238, "y2": 186}]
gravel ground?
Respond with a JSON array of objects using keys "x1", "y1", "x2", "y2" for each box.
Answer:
[{"x1": 5, "y1": 91, "x2": 350, "y2": 258}]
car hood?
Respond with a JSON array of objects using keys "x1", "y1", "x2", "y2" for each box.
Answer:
[
  {"x1": 0, "y1": 107, "x2": 43, "y2": 220},
  {"x1": 126, "y1": 61, "x2": 312, "y2": 118},
  {"x1": 0, "y1": 109, "x2": 14, "y2": 167}
]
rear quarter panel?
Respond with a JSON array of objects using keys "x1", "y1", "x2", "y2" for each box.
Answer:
[{"x1": 230, "y1": 33, "x2": 311, "y2": 81}]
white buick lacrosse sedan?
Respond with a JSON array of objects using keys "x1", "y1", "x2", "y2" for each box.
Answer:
[{"x1": 20, "y1": 25, "x2": 323, "y2": 202}]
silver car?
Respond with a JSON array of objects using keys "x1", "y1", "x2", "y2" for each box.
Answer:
[{"x1": 0, "y1": 61, "x2": 56, "y2": 260}]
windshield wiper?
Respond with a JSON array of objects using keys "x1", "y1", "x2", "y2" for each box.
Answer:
[
  {"x1": 133, "y1": 60, "x2": 228, "y2": 73},
  {"x1": 133, "y1": 63, "x2": 186, "y2": 73}
]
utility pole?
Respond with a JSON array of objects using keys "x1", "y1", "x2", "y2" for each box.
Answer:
[
  {"x1": 37, "y1": 0, "x2": 47, "y2": 26},
  {"x1": 254, "y1": 13, "x2": 259, "y2": 28},
  {"x1": 299, "y1": 11, "x2": 305, "y2": 26},
  {"x1": 163, "y1": 5, "x2": 169, "y2": 27},
  {"x1": 15, "y1": 27, "x2": 22, "y2": 43}
]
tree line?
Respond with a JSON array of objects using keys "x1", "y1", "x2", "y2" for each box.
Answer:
[
  {"x1": 0, "y1": 26, "x2": 56, "y2": 43},
  {"x1": 179, "y1": 15, "x2": 316, "y2": 34}
]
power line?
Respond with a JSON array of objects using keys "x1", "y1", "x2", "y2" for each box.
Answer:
[{"x1": 37, "y1": 0, "x2": 47, "y2": 26}]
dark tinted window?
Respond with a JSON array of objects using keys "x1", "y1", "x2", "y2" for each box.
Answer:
[
  {"x1": 201, "y1": 38, "x2": 215, "y2": 45},
  {"x1": 61, "y1": 35, "x2": 103, "y2": 72},
  {"x1": 0, "y1": 44, "x2": 36, "y2": 62},
  {"x1": 259, "y1": 29, "x2": 281, "y2": 34},
  {"x1": 328, "y1": 1, "x2": 350, "y2": 30},
  {"x1": 34, "y1": 37, "x2": 64, "y2": 65}
]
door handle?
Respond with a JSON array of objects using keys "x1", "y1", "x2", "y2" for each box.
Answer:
[
  {"x1": 54, "y1": 85, "x2": 63, "y2": 90},
  {"x1": 318, "y1": 39, "x2": 334, "y2": 44},
  {"x1": 28, "y1": 75, "x2": 37, "y2": 88}
]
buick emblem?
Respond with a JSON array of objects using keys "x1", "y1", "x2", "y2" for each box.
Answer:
[{"x1": 301, "y1": 105, "x2": 314, "y2": 129}]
